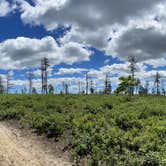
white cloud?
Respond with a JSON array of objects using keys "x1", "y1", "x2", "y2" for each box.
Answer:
[
  {"x1": 144, "y1": 58, "x2": 166, "y2": 68},
  {"x1": 33, "y1": 68, "x2": 53, "y2": 78},
  {"x1": 0, "y1": 0, "x2": 16, "y2": 17},
  {"x1": 56, "y1": 68, "x2": 87, "y2": 75},
  {"x1": 12, "y1": 0, "x2": 166, "y2": 71},
  {"x1": 17, "y1": 0, "x2": 163, "y2": 30},
  {"x1": 8, "y1": 62, "x2": 166, "y2": 93},
  {"x1": 1, "y1": 0, "x2": 166, "y2": 90},
  {"x1": 0, "y1": 36, "x2": 92, "y2": 69},
  {"x1": 106, "y1": 26, "x2": 166, "y2": 62}
]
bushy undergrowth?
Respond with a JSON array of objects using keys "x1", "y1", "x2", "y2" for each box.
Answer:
[{"x1": 0, "y1": 94, "x2": 166, "y2": 165}]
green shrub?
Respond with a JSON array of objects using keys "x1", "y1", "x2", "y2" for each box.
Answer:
[{"x1": 0, "y1": 94, "x2": 165, "y2": 165}]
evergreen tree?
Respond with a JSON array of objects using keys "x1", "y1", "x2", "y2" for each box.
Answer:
[{"x1": 115, "y1": 76, "x2": 138, "y2": 100}]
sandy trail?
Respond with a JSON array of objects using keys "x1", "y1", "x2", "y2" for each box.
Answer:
[{"x1": 0, "y1": 121, "x2": 72, "y2": 166}]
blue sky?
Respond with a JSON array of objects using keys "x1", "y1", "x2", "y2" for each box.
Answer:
[{"x1": 1, "y1": 0, "x2": 166, "y2": 93}]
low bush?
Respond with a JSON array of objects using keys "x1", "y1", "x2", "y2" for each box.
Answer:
[{"x1": 0, "y1": 94, "x2": 165, "y2": 165}]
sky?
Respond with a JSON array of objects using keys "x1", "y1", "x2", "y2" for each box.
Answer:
[{"x1": 1, "y1": 0, "x2": 166, "y2": 93}]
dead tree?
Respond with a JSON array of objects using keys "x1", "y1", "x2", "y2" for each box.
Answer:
[
  {"x1": 0, "y1": 76, "x2": 4, "y2": 94},
  {"x1": 32, "y1": 87, "x2": 37, "y2": 94},
  {"x1": 128, "y1": 56, "x2": 137, "y2": 95},
  {"x1": 21, "y1": 86, "x2": 27, "y2": 94},
  {"x1": 48, "y1": 84, "x2": 54, "y2": 94},
  {"x1": 6, "y1": 72, "x2": 13, "y2": 94},
  {"x1": 41, "y1": 58, "x2": 49, "y2": 94},
  {"x1": 104, "y1": 74, "x2": 109, "y2": 94},
  {"x1": 145, "y1": 81, "x2": 149, "y2": 95},
  {"x1": 128, "y1": 56, "x2": 137, "y2": 79},
  {"x1": 27, "y1": 70, "x2": 34, "y2": 94},
  {"x1": 154, "y1": 72, "x2": 161, "y2": 95},
  {"x1": 104, "y1": 74, "x2": 112, "y2": 94},
  {"x1": 85, "y1": 71, "x2": 89, "y2": 95},
  {"x1": 161, "y1": 80, "x2": 165, "y2": 95},
  {"x1": 78, "y1": 81, "x2": 81, "y2": 94},
  {"x1": 90, "y1": 79, "x2": 95, "y2": 94},
  {"x1": 64, "y1": 83, "x2": 69, "y2": 94},
  {"x1": 62, "y1": 82, "x2": 65, "y2": 94}
]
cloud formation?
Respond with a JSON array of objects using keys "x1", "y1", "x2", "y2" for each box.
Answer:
[
  {"x1": 15, "y1": 0, "x2": 166, "y2": 63},
  {"x1": 107, "y1": 27, "x2": 166, "y2": 61},
  {"x1": 1, "y1": 0, "x2": 166, "y2": 91},
  {"x1": 56, "y1": 68, "x2": 87, "y2": 75},
  {"x1": 0, "y1": 0, "x2": 15, "y2": 17},
  {"x1": 18, "y1": 0, "x2": 163, "y2": 30},
  {"x1": 0, "y1": 36, "x2": 92, "y2": 69}
]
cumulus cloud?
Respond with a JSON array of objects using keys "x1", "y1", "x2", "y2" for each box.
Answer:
[
  {"x1": 144, "y1": 58, "x2": 166, "y2": 68},
  {"x1": 86, "y1": 62, "x2": 154, "y2": 85},
  {"x1": 106, "y1": 27, "x2": 166, "y2": 62},
  {"x1": 56, "y1": 68, "x2": 87, "y2": 75},
  {"x1": 0, "y1": 0, "x2": 16, "y2": 17},
  {"x1": 13, "y1": 0, "x2": 166, "y2": 66},
  {"x1": 2, "y1": 0, "x2": 166, "y2": 86},
  {"x1": 33, "y1": 68, "x2": 53, "y2": 78},
  {"x1": 17, "y1": 0, "x2": 163, "y2": 30},
  {"x1": 0, "y1": 36, "x2": 92, "y2": 69}
]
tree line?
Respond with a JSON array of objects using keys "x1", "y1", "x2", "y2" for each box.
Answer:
[{"x1": 0, "y1": 56, "x2": 164, "y2": 95}]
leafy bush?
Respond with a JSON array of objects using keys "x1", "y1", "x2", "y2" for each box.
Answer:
[{"x1": 0, "y1": 94, "x2": 165, "y2": 165}]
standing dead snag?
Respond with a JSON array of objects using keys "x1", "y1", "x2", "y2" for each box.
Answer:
[
  {"x1": 62, "y1": 82, "x2": 69, "y2": 94},
  {"x1": 63, "y1": 83, "x2": 69, "y2": 94},
  {"x1": 0, "y1": 76, "x2": 4, "y2": 94},
  {"x1": 104, "y1": 74, "x2": 108, "y2": 94},
  {"x1": 153, "y1": 72, "x2": 161, "y2": 95},
  {"x1": 27, "y1": 69, "x2": 34, "y2": 94},
  {"x1": 41, "y1": 58, "x2": 49, "y2": 94},
  {"x1": 21, "y1": 86, "x2": 27, "y2": 94},
  {"x1": 128, "y1": 56, "x2": 137, "y2": 95},
  {"x1": 90, "y1": 79, "x2": 95, "y2": 94},
  {"x1": 32, "y1": 87, "x2": 37, "y2": 94},
  {"x1": 65, "y1": 83, "x2": 69, "y2": 94},
  {"x1": 161, "y1": 80, "x2": 165, "y2": 95},
  {"x1": 48, "y1": 84, "x2": 54, "y2": 94},
  {"x1": 145, "y1": 81, "x2": 149, "y2": 95},
  {"x1": 104, "y1": 74, "x2": 112, "y2": 94},
  {"x1": 128, "y1": 56, "x2": 137, "y2": 79},
  {"x1": 6, "y1": 72, "x2": 13, "y2": 94},
  {"x1": 78, "y1": 81, "x2": 81, "y2": 94},
  {"x1": 85, "y1": 71, "x2": 89, "y2": 95}
]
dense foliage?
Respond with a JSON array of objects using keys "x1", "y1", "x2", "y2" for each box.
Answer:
[{"x1": 0, "y1": 94, "x2": 166, "y2": 165}]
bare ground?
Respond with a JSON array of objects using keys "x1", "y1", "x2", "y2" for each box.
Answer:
[{"x1": 0, "y1": 121, "x2": 72, "y2": 166}]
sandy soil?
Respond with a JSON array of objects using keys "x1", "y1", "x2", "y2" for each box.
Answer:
[{"x1": 0, "y1": 121, "x2": 72, "y2": 166}]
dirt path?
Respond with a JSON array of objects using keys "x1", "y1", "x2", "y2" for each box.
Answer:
[{"x1": 0, "y1": 121, "x2": 72, "y2": 166}]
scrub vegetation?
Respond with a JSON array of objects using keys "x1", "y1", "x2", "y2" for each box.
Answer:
[{"x1": 0, "y1": 94, "x2": 166, "y2": 166}]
